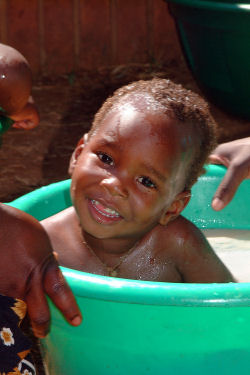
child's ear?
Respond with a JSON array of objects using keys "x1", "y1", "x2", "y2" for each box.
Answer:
[
  {"x1": 68, "y1": 133, "x2": 88, "y2": 175},
  {"x1": 158, "y1": 191, "x2": 191, "y2": 226}
]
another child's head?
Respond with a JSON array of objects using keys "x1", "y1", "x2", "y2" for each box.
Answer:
[
  {"x1": 0, "y1": 43, "x2": 39, "y2": 134},
  {"x1": 69, "y1": 78, "x2": 217, "y2": 239}
]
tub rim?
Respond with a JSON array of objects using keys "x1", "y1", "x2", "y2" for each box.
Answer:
[
  {"x1": 62, "y1": 267, "x2": 250, "y2": 307},
  {"x1": 167, "y1": 0, "x2": 250, "y2": 12}
]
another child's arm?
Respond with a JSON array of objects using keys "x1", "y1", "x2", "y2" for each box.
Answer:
[
  {"x1": 0, "y1": 203, "x2": 82, "y2": 338},
  {"x1": 170, "y1": 217, "x2": 235, "y2": 283},
  {"x1": 209, "y1": 137, "x2": 250, "y2": 211},
  {"x1": 10, "y1": 96, "x2": 39, "y2": 130}
]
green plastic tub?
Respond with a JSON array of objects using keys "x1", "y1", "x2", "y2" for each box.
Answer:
[
  {"x1": 9, "y1": 165, "x2": 250, "y2": 375},
  {"x1": 166, "y1": 0, "x2": 250, "y2": 118}
]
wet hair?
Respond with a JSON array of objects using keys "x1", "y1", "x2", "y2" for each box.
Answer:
[{"x1": 90, "y1": 78, "x2": 217, "y2": 190}]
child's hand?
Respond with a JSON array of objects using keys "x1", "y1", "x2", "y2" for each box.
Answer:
[
  {"x1": 0, "y1": 203, "x2": 82, "y2": 338},
  {"x1": 209, "y1": 137, "x2": 250, "y2": 210},
  {"x1": 10, "y1": 97, "x2": 39, "y2": 130}
]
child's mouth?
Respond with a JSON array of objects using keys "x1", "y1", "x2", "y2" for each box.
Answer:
[{"x1": 88, "y1": 199, "x2": 122, "y2": 224}]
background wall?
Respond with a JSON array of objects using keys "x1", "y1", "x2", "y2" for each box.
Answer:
[
  {"x1": 2, "y1": 0, "x2": 250, "y2": 207},
  {"x1": 0, "y1": 0, "x2": 182, "y2": 76}
]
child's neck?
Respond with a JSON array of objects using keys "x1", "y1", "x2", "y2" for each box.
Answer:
[
  {"x1": 82, "y1": 231, "x2": 141, "y2": 277},
  {"x1": 83, "y1": 231, "x2": 140, "y2": 257}
]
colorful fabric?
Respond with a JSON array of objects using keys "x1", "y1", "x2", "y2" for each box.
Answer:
[{"x1": 0, "y1": 295, "x2": 36, "y2": 374}]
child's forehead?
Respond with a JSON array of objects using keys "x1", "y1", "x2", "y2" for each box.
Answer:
[
  {"x1": 102, "y1": 103, "x2": 169, "y2": 138},
  {"x1": 94, "y1": 104, "x2": 194, "y2": 158},
  {"x1": 114, "y1": 92, "x2": 165, "y2": 116},
  {"x1": 101, "y1": 101, "x2": 180, "y2": 139},
  {"x1": 93, "y1": 93, "x2": 198, "y2": 151}
]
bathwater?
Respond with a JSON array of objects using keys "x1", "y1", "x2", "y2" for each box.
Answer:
[{"x1": 204, "y1": 229, "x2": 250, "y2": 282}]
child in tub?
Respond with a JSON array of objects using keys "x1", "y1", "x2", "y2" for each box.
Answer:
[
  {"x1": 42, "y1": 78, "x2": 234, "y2": 283},
  {"x1": 0, "y1": 43, "x2": 81, "y2": 374}
]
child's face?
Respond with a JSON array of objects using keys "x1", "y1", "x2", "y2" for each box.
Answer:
[{"x1": 70, "y1": 103, "x2": 195, "y2": 241}]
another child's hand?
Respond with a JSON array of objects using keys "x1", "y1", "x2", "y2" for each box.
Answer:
[
  {"x1": 209, "y1": 137, "x2": 250, "y2": 210},
  {"x1": 0, "y1": 203, "x2": 82, "y2": 338},
  {"x1": 10, "y1": 97, "x2": 39, "y2": 130}
]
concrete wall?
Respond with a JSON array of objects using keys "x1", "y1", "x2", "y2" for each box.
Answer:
[{"x1": 0, "y1": 0, "x2": 182, "y2": 76}]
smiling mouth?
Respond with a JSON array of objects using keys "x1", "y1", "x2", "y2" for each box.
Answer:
[
  {"x1": 89, "y1": 199, "x2": 122, "y2": 224},
  {"x1": 92, "y1": 199, "x2": 120, "y2": 217}
]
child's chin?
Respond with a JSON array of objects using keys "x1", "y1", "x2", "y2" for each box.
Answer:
[{"x1": 83, "y1": 222, "x2": 124, "y2": 240}]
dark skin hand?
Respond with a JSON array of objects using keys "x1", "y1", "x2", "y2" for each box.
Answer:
[
  {"x1": 0, "y1": 203, "x2": 82, "y2": 338},
  {"x1": 209, "y1": 137, "x2": 250, "y2": 210}
]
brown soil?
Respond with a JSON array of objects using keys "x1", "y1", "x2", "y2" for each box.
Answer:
[{"x1": 1, "y1": 60, "x2": 250, "y2": 373}]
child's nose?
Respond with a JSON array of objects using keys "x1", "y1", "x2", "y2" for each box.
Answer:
[{"x1": 100, "y1": 176, "x2": 128, "y2": 198}]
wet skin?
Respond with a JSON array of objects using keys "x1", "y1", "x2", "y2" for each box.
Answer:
[{"x1": 42, "y1": 104, "x2": 234, "y2": 283}]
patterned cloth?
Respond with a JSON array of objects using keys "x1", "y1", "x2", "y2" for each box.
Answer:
[{"x1": 0, "y1": 295, "x2": 36, "y2": 374}]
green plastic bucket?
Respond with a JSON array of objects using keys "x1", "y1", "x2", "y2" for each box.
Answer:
[
  {"x1": 166, "y1": 0, "x2": 250, "y2": 118},
  {"x1": 9, "y1": 165, "x2": 250, "y2": 375}
]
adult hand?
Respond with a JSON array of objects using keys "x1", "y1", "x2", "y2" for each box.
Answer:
[
  {"x1": 0, "y1": 203, "x2": 82, "y2": 338},
  {"x1": 209, "y1": 137, "x2": 250, "y2": 210}
]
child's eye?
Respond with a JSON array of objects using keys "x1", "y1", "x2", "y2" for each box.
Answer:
[
  {"x1": 97, "y1": 152, "x2": 114, "y2": 166},
  {"x1": 138, "y1": 176, "x2": 156, "y2": 189}
]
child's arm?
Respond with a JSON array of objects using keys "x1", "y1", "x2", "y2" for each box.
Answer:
[
  {"x1": 171, "y1": 217, "x2": 235, "y2": 283},
  {"x1": 0, "y1": 203, "x2": 82, "y2": 338},
  {"x1": 10, "y1": 96, "x2": 39, "y2": 130}
]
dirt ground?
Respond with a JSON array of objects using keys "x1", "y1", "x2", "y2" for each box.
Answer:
[
  {"x1": 2, "y1": 58, "x2": 250, "y2": 203},
  {"x1": 2, "y1": 59, "x2": 250, "y2": 373}
]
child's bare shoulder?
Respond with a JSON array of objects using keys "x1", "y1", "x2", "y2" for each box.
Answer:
[
  {"x1": 155, "y1": 216, "x2": 234, "y2": 283},
  {"x1": 147, "y1": 215, "x2": 210, "y2": 268},
  {"x1": 156, "y1": 215, "x2": 207, "y2": 252},
  {"x1": 42, "y1": 207, "x2": 75, "y2": 230},
  {"x1": 41, "y1": 207, "x2": 77, "y2": 249}
]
